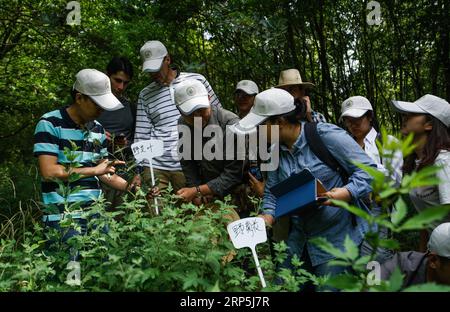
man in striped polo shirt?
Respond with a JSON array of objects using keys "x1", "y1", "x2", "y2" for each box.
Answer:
[
  {"x1": 34, "y1": 69, "x2": 131, "y2": 224},
  {"x1": 132, "y1": 40, "x2": 222, "y2": 193}
]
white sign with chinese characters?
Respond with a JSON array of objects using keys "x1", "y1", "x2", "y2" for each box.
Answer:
[
  {"x1": 131, "y1": 140, "x2": 164, "y2": 162},
  {"x1": 131, "y1": 140, "x2": 164, "y2": 214},
  {"x1": 227, "y1": 217, "x2": 267, "y2": 288}
]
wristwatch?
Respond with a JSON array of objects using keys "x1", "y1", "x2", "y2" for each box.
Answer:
[{"x1": 195, "y1": 185, "x2": 202, "y2": 198}]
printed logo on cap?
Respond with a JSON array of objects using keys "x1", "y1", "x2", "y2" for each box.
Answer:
[
  {"x1": 344, "y1": 100, "x2": 353, "y2": 109},
  {"x1": 186, "y1": 86, "x2": 196, "y2": 96},
  {"x1": 242, "y1": 81, "x2": 248, "y2": 86},
  {"x1": 145, "y1": 50, "x2": 152, "y2": 59}
]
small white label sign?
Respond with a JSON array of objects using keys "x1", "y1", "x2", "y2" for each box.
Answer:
[
  {"x1": 131, "y1": 140, "x2": 164, "y2": 161},
  {"x1": 227, "y1": 217, "x2": 268, "y2": 288},
  {"x1": 227, "y1": 217, "x2": 267, "y2": 249}
]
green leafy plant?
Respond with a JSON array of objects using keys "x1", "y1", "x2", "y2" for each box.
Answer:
[{"x1": 311, "y1": 129, "x2": 450, "y2": 292}]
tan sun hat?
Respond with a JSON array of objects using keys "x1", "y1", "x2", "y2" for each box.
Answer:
[{"x1": 276, "y1": 69, "x2": 315, "y2": 89}]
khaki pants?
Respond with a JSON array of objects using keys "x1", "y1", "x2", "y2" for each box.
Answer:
[{"x1": 142, "y1": 168, "x2": 186, "y2": 193}]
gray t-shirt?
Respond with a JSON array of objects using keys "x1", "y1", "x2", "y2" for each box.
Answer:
[
  {"x1": 380, "y1": 251, "x2": 428, "y2": 289},
  {"x1": 96, "y1": 97, "x2": 135, "y2": 145},
  {"x1": 178, "y1": 106, "x2": 243, "y2": 197},
  {"x1": 409, "y1": 150, "x2": 450, "y2": 228}
]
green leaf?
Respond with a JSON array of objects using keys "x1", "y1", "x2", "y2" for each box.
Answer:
[
  {"x1": 409, "y1": 165, "x2": 441, "y2": 188},
  {"x1": 378, "y1": 188, "x2": 398, "y2": 199},
  {"x1": 378, "y1": 238, "x2": 400, "y2": 250},
  {"x1": 344, "y1": 235, "x2": 359, "y2": 261},
  {"x1": 387, "y1": 267, "x2": 404, "y2": 292},
  {"x1": 391, "y1": 197, "x2": 408, "y2": 225},
  {"x1": 330, "y1": 200, "x2": 372, "y2": 221},
  {"x1": 400, "y1": 133, "x2": 416, "y2": 158},
  {"x1": 310, "y1": 237, "x2": 348, "y2": 260},
  {"x1": 328, "y1": 260, "x2": 351, "y2": 267},
  {"x1": 208, "y1": 280, "x2": 221, "y2": 292},
  {"x1": 354, "y1": 162, "x2": 385, "y2": 185},
  {"x1": 403, "y1": 283, "x2": 450, "y2": 292},
  {"x1": 325, "y1": 273, "x2": 361, "y2": 291},
  {"x1": 354, "y1": 255, "x2": 372, "y2": 268},
  {"x1": 398, "y1": 205, "x2": 450, "y2": 231}
]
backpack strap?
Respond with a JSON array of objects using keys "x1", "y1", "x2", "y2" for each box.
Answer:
[
  {"x1": 304, "y1": 122, "x2": 349, "y2": 183},
  {"x1": 304, "y1": 122, "x2": 356, "y2": 226}
]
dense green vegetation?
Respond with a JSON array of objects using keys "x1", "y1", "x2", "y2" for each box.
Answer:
[{"x1": 0, "y1": 1, "x2": 449, "y2": 291}]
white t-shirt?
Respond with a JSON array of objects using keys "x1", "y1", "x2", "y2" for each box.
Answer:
[
  {"x1": 409, "y1": 150, "x2": 450, "y2": 226},
  {"x1": 363, "y1": 128, "x2": 403, "y2": 185}
]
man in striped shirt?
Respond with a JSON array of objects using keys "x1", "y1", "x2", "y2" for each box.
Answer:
[
  {"x1": 132, "y1": 40, "x2": 221, "y2": 193},
  {"x1": 34, "y1": 69, "x2": 130, "y2": 216}
]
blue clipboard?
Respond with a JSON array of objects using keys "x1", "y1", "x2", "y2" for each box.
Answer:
[{"x1": 270, "y1": 169, "x2": 327, "y2": 218}]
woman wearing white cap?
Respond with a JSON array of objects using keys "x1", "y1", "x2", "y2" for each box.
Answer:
[
  {"x1": 231, "y1": 88, "x2": 376, "y2": 288},
  {"x1": 341, "y1": 96, "x2": 404, "y2": 263},
  {"x1": 391, "y1": 94, "x2": 450, "y2": 251},
  {"x1": 340, "y1": 96, "x2": 403, "y2": 186}
]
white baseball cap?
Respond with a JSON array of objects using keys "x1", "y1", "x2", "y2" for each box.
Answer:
[
  {"x1": 391, "y1": 94, "x2": 450, "y2": 128},
  {"x1": 428, "y1": 223, "x2": 450, "y2": 258},
  {"x1": 235, "y1": 80, "x2": 259, "y2": 95},
  {"x1": 174, "y1": 79, "x2": 210, "y2": 115},
  {"x1": 73, "y1": 69, "x2": 123, "y2": 111},
  {"x1": 140, "y1": 40, "x2": 168, "y2": 73},
  {"x1": 340, "y1": 96, "x2": 373, "y2": 121},
  {"x1": 230, "y1": 88, "x2": 295, "y2": 135}
]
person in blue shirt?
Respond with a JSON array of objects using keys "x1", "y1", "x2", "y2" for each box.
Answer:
[
  {"x1": 231, "y1": 88, "x2": 376, "y2": 290},
  {"x1": 34, "y1": 69, "x2": 131, "y2": 260}
]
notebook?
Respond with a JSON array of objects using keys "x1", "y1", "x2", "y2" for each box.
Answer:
[{"x1": 269, "y1": 169, "x2": 327, "y2": 218}]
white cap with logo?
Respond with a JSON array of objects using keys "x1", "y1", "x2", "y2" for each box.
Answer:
[
  {"x1": 235, "y1": 80, "x2": 259, "y2": 95},
  {"x1": 140, "y1": 40, "x2": 168, "y2": 73},
  {"x1": 230, "y1": 88, "x2": 295, "y2": 135},
  {"x1": 428, "y1": 223, "x2": 450, "y2": 258},
  {"x1": 73, "y1": 69, "x2": 123, "y2": 111},
  {"x1": 340, "y1": 96, "x2": 373, "y2": 121},
  {"x1": 174, "y1": 79, "x2": 210, "y2": 115},
  {"x1": 391, "y1": 94, "x2": 450, "y2": 128}
]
